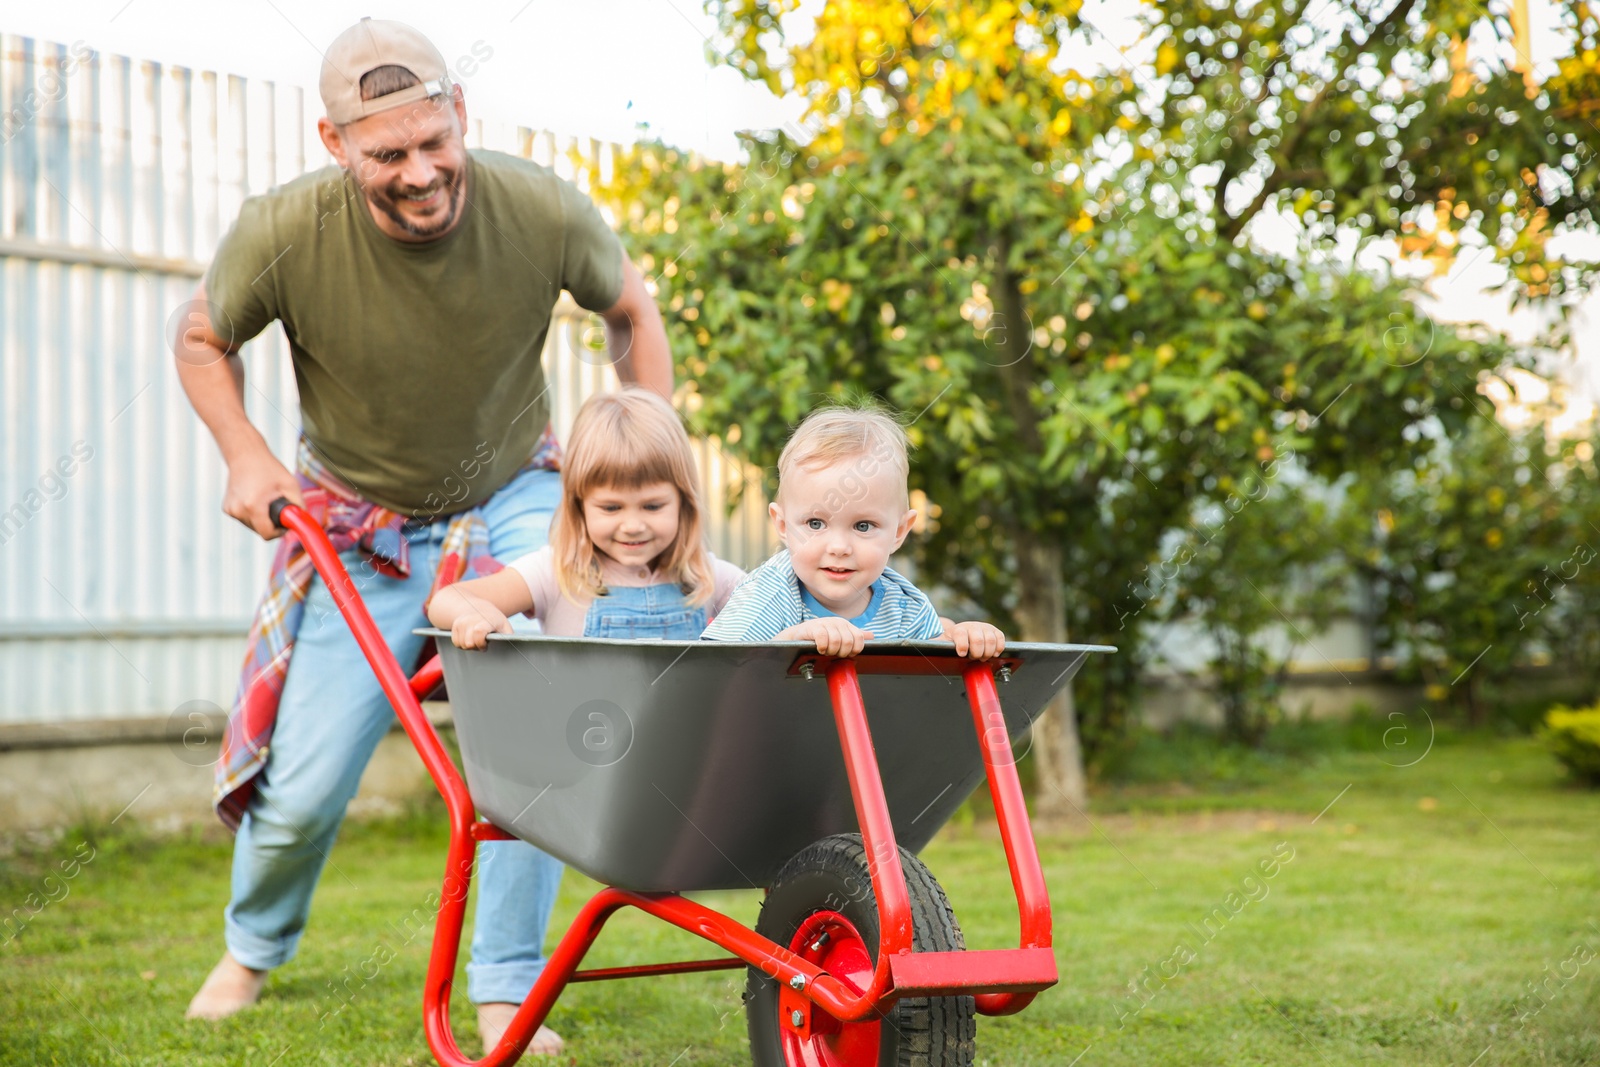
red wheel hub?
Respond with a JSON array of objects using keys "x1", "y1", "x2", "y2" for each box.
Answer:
[{"x1": 780, "y1": 911, "x2": 881, "y2": 1067}]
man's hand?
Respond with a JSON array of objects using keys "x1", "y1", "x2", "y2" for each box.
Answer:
[
  {"x1": 943, "y1": 620, "x2": 1006, "y2": 659},
  {"x1": 777, "y1": 618, "x2": 874, "y2": 657},
  {"x1": 449, "y1": 600, "x2": 513, "y2": 650},
  {"x1": 224, "y1": 449, "x2": 304, "y2": 540}
]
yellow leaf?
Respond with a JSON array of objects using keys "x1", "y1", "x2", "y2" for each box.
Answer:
[{"x1": 826, "y1": 281, "x2": 853, "y2": 313}]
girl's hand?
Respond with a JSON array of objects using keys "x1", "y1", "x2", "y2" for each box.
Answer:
[
  {"x1": 945, "y1": 620, "x2": 1006, "y2": 659},
  {"x1": 778, "y1": 618, "x2": 874, "y2": 657},
  {"x1": 450, "y1": 602, "x2": 513, "y2": 650},
  {"x1": 427, "y1": 570, "x2": 535, "y2": 650}
]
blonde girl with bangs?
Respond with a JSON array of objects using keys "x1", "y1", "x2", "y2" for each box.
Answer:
[{"x1": 429, "y1": 388, "x2": 745, "y2": 648}]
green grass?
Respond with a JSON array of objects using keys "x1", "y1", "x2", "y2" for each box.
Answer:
[
  {"x1": 1091, "y1": 709, "x2": 1504, "y2": 809},
  {"x1": 3, "y1": 730, "x2": 1598, "y2": 1065}
]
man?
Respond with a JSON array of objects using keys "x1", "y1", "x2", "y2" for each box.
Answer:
[{"x1": 175, "y1": 19, "x2": 671, "y2": 1058}]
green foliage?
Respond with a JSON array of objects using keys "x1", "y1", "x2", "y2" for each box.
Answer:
[
  {"x1": 1125, "y1": 0, "x2": 1600, "y2": 304},
  {"x1": 1092, "y1": 711, "x2": 1397, "y2": 792},
  {"x1": 708, "y1": 0, "x2": 1600, "y2": 317},
  {"x1": 1337, "y1": 420, "x2": 1600, "y2": 721},
  {"x1": 1544, "y1": 704, "x2": 1600, "y2": 784},
  {"x1": 601, "y1": 125, "x2": 1513, "y2": 761},
  {"x1": 1159, "y1": 472, "x2": 1353, "y2": 744},
  {"x1": 595, "y1": 1, "x2": 1596, "y2": 766},
  {"x1": 1108, "y1": 413, "x2": 1600, "y2": 738}
]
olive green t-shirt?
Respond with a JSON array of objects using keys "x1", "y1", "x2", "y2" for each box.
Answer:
[{"x1": 205, "y1": 149, "x2": 625, "y2": 514}]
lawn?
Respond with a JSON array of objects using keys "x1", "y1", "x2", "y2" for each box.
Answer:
[{"x1": 2, "y1": 724, "x2": 1597, "y2": 1066}]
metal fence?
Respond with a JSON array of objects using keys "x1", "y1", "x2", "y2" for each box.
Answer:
[{"x1": 0, "y1": 35, "x2": 773, "y2": 726}]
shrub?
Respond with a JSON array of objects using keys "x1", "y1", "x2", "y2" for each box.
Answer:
[{"x1": 1543, "y1": 706, "x2": 1600, "y2": 785}]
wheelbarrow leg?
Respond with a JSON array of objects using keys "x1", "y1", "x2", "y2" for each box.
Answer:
[
  {"x1": 962, "y1": 663, "x2": 1054, "y2": 1016},
  {"x1": 425, "y1": 875, "x2": 626, "y2": 1066},
  {"x1": 822, "y1": 659, "x2": 915, "y2": 996}
]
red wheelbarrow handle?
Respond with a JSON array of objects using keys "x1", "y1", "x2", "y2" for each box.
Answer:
[
  {"x1": 267, "y1": 498, "x2": 1056, "y2": 1065},
  {"x1": 270, "y1": 499, "x2": 504, "y2": 1063},
  {"x1": 268, "y1": 498, "x2": 472, "y2": 814}
]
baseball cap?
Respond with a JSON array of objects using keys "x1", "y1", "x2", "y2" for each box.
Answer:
[{"x1": 320, "y1": 17, "x2": 451, "y2": 125}]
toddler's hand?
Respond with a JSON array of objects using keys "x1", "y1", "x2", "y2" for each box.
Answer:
[
  {"x1": 946, "y1": 621, "x2": 1006, "y2": 659},
  {"x1": 451, "y1": 605, "x2": 513, "y2": 650},
  {"x1": 781, "y1": 618, "x2": 874, "y2": 657}
]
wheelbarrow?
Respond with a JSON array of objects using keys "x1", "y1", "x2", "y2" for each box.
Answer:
[{"x1": 270, "y1": 499, "x2": 1113, "y2": 1066}]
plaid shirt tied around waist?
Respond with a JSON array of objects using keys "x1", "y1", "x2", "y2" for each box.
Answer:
[{"x1": 213, "y1": 427, "x2": 560, "y2": 831}]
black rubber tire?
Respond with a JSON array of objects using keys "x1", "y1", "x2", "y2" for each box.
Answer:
[{"x1": 745, "y1": 834, "x2": 976, "y2": 1067}]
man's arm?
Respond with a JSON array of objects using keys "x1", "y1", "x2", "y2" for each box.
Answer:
[
  {"x1": 173, "y1": 282, "x2": 302, "y2": 540},
  {"x1": 597, "y1": 256, "x2": 673, "y2": 400}
]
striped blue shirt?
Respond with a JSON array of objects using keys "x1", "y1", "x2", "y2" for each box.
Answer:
[{"x1": 701, "y1": 549, "x2": 945, "y2": 642}]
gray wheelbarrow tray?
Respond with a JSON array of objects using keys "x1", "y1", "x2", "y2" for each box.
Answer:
[{"x1": 421, "y1": 635, "x2": 1110, "y2": 893}]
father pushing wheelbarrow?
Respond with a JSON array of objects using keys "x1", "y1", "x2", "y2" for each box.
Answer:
[
  {"x1": 174, "y1": 18, "x2": 671, "y2": 1056},
  {"x1": 175, "y1": 16, "x2": 1112, "y2": 1065}
]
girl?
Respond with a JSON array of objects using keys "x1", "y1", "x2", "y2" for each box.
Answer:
[{"x1": 428, "y1": 388, "x2": 745, "y2": 648}]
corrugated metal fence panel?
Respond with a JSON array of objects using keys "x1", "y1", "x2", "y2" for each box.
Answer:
[{"x1": 0, "y1": 37, "x2": 773, "y2": 725}]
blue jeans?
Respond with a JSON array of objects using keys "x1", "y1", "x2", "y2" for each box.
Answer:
[{"x1": 224, "y1": 467, "x2": 565, "y2": 1005}]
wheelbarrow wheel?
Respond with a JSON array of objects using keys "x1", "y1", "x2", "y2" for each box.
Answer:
[{"x1": 745, "y1": 833, "x2": 975, "y2": 1067}]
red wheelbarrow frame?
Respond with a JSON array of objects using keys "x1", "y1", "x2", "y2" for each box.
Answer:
[{"x1": 275, "y1": 502, "x2": 1057, "y2": 1066}]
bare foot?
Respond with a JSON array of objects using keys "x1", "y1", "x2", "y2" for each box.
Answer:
[
  {"x1": 478, "y1": 1002, "x2": 564, "y2": 1057},
  {"x1": 185, "y1": 951, "x2": 268, "y2": 1020}
]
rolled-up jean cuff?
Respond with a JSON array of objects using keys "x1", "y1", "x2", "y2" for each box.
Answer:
[
  {"x1": 466, "y1": 959, "x2": 548, "y2": 1005},
  {"x1": 224, "y1": 915, "x2": 302, "y2": 971}
]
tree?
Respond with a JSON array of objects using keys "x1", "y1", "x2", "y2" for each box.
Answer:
[
  {"x1": 1341, "y1": 414, "x2": 1598, "y2": 723},
  {"x1": 1134, "y1": 0, "x2": 1599, "y2": 302},
  {"x1": 597, "y1": 1, "x2": 1593, "y2": 809},
  {"x1": 1163, "y1": 472, "x2": 1351, "y2": 744}
]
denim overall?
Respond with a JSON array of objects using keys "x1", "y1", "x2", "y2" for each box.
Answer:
[{"x1": 583, "y1": 580, "x2": 708, "y2": 639}]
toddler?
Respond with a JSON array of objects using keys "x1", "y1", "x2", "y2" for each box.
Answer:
[{"x1": 702, "y1": 404, "x2": 1005, "y2": 658}]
